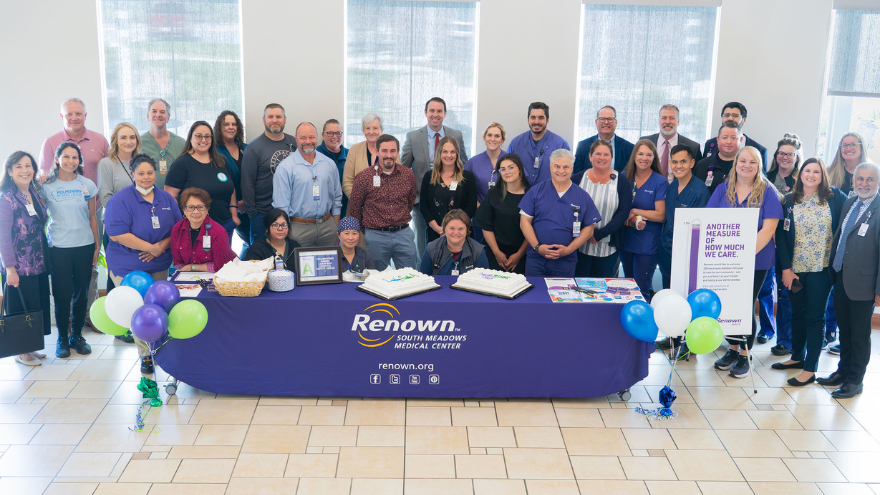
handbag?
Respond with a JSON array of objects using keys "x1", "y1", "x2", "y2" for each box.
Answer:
[{"x1": 0, "y1": 285, "x2": 45, "y2": 359}]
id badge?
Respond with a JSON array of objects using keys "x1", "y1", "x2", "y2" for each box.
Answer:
[
  {"x1": 151, "y1": 215, "x2": 160, "y2": 229},
  {"x1": 81, "y1": 183, "x2": 90, "y2": 198},
  {"x1": 859, "y1": 222, "x2": 869, "y2": 236},
  {"x1": 25, "y1": 203, "x2": 37, "y2": 216},
  {"x1": 488, "y1": 181, "x2": 495, "y2": 189},
  {"x1": 705, "y1": 171, "x2": 714, "y2": 187},
  {"x1": 534, "y1": 157, "x2": 540, "y2": 169},
  {"x1": 573, "y1": 222, "x2": 581, "y2": 236},
  {"x1": 783, "y1": 218, "x2": 790, "y2": 231},
  {"x1": 202, "y1": 235, "x2": 211, "y2": 252},
  {"x1": 312, "y1": 182, "x2": 320, "y2": 201},
  {"x1": 373, "y1": 175, "x2": 381, "y2": 187},
  {"x1": 449, "y1": 181, "x2": 458, "y2": 191},
  {"x1": 451, "y1": 269, "x2": 460, "y2": 276},
  {"x1": 159, "y1": 160, "x2": 168, "y2": 175}
]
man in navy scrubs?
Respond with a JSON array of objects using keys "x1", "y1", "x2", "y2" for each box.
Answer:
[{"x1": 520, "y1": 149, "x2": 601, "y2": 276}]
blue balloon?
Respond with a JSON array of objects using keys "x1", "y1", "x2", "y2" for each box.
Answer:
[
  {"x1": 121, "y1": 270, "x2": 155, "y2": 298},
  {"x1": 620, "y1": 300, "x2": 659, "y2": 342},
  {"x1": 687, "y1": 288, "x2": 722, "y2": 320}
]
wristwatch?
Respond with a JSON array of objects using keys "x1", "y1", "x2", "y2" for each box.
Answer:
[{"x1": 533, "y1": 243, "x2": 542, "y2": 251}]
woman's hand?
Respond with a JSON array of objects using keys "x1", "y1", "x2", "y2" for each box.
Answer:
[
  {"x1": 587, "y1": 236, "x2": 598, "y2": 244},
  {"x1": 147, "y1": 243, "x2": 164, "y2": 258},
  {"x1": 505, "y1": 250, "x2": 524, "y2": 271},
  {"x1": 637, "y1": 219, "x2": 646, "y2": 230},
  {"x1": 5, "y1": 269, "x2": 19, "y2": 287},
  {"x1": 233, "y1": 216, "x2": 241, "y2": 227},
  {"x1": 493, "y1": 250, "x2": 509, "y2": 269},
  {"x1": 139, "y1": 252, "x2": 155, "y2": 262},
  {"x1": 92, "y1": 248, "x2": 100, "y2": 267},
  {"x1": 781, "y1": 268, "x2": 798, "y2": 291}
]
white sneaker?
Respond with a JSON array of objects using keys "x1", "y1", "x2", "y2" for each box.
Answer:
[{"x1": 15, "y1": 354, "x2": 42, "y2": 366}]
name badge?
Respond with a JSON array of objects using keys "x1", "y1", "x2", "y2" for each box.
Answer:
[
  {"x1": 488, "y1": 181, "x2": 495, "y2": 189},
  {"x1": 858, "y1": 222, "x2": 869, "y2": 237},
  {"x1": 312, "y1": 182, "x2": 320, "y2": 201},
  {"x1": 783, "y1": 218, "x2": 790, "y2": 231},
  {"x1": 573, "y1": 222, "x2": 581, "y2": 236},
  {"x1": 25, "y1": 203, "x2": 37, "y2": 216},
  {"x1": 451, "y1": 269, "x2": 460, "y2": 276},
  {"x1": 373, "y1": 175, "x2": 381, "y2": 187},
  {"x1": 152, "y1": 215, "x2": 160, "y2": 229},
  {"x1": 449, "y1": 181, "x2": 457, "y2": 191},
  {"x1": 705, "y1": 171, "x2": 714, "y2": 187},
  {"x1": 159, "y1": 160, "x2": 168, "y2": 175},
  {"x1": 534, "y1": 157, "x2": 540, "y2": 169},
  {"x1": 202, "y1": 235, "x2": 211, "y2": 252},
  {"x1": 81, "y1": 183, "x2": 90, "y2": 198}
]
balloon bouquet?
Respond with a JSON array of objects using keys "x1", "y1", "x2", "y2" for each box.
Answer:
[
  {"x1": 89, "y1": 271, "x2": 208, "y2": 430},
  {"x1": 619, "y1": 288, "x2": 724, "y2": 420}
]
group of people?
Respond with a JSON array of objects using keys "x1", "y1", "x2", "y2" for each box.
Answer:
[{"x1": 2, "y1": 96, "x2": 878, "y2": 399}]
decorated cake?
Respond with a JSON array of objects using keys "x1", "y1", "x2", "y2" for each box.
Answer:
[
  {"x1": 452, "y1": 268, "x2": 532, "y2": 298},
  {"x1": 359, "y1": 268, "x2": 440, "y2": 299}
]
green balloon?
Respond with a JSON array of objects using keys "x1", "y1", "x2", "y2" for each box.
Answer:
[
  {"x1": 685, "y1": 317, "x2": 724, "y2": 355},
  {"x1": 89, "y1": 296, "x2": 129, "y2": 336},
  {"x1": 168, "y1": 300, "x2": 208, "y2": 339}
]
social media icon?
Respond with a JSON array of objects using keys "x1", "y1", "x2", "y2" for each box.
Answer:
[
  {"x1": 369, "y1": 374, "x2": 381, "y2": 385},
  {"x1": 409, "y1": 375, "x2": 420, "y2": 385},
  {"x1": 389, "y1": 374, "x2": 400, "y2": 385},
  {"x1": 429, "y1": 374, "x2": 439, "y2": 385}
]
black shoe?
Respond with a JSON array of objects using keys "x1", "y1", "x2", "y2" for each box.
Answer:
[
  {"x1": 672, "y1": 343, "x2": 691, "y2": 362},
  {"x1": 772, "y1": 361, "x2": 804, "y2": 370},
  {"x1": 55, "y1": 339, "x2": 71, "y2": 359},
  {"x1": 770, "y1": 344, "x2": 792, "y2": 356},
  {"x1": 141, "y1": 356, "x2": 154, "y2": 374},
  {"x1": 828, "y1": 344, "x2": 841, "y2": 355},
  {"x1": 70, "y1": 336, "x2": 92, "y2": 355},
  {"x1": 115, "y1": 333, "x2": 135, "y2": 344},
  {"x1": 729, "y1": 355, "x2": 751, "y2": 378},
  {"x1": 655, "y1": 337, "x2": 673, "y2": 351},
  {"x1": 787, "y1": 375, "x2": 816, "y2": 387},
  {"x1": 757, "y1": 333, "x2": 772, "y2": 344},
  {"x1": 714, "y1": 349, "x2": 739, "y2": 370},
  {"x1": 817, "y1": 372, "x2": 845, "y2": 386},
  {"x1": 831, "y1": 382, "x2": 863, "y2": 399}
]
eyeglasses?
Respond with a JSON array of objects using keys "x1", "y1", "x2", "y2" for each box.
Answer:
[
  {"x1": 193, "y1": 134, "x2": 212, "y2": 142},
  {"x1": 184, "y1": 205, "x2": 207, "y2": 212},
  {"x1": 325, "y1": 131, "x2": 343, "y2": 137},
  {"x1": 596, "y1": 118, "x2": 616, "y2": 123},
  {"x1": 841, "y1": 143, "x2": 861, "y2": 150},
  {"x1": 270, "y1": 222, "x2": 289, "y2": 229},
  {"x1": 777, "y1": 151, "x2": 796, "y2": 158},
  {"x1": 721, "y1": 113, "x2": 742, "y2": 119}
]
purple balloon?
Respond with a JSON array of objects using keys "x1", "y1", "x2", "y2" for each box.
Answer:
[
  {"x1": 130, "y1": 304, "x2": 169, "y2": 343},
  {"x1": 144, "y1": 281, "x2": 181, "y2": 312}
]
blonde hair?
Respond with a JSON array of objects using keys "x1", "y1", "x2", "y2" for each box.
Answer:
[
  {"x1": 108, "y1": 122, "x2": 142, "y2": 163},
  {"x1": 725, "y1": 146, "x2": 778, "y2": 208},
  {"x1": 430, "y1": 136, "x2": 464, "y2": 186},
  {"x1": 482, "y1": 122, "x2": 506, "y2": 141},
  {"x1": 828, "y1": 132, "x2": 869, "y2": 188}
]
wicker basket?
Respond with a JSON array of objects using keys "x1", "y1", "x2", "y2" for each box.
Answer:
[{"x1": 214, "y1": 276, "x2": 267, "y2": 297}]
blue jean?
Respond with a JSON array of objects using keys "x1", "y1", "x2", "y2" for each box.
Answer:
[
  {"x1": 620, "y1": 251, "x2": 656, "y2": 301},
  {"x1": 789, "y1": 268, "x2": 833, "y2": 372},
  {"x1": 526, "y1": 255, "x2": 577, "y2": 277},
  {"x1": 757, "y1": 267, "x2": 792, "y2": 347},
  {"x1": 365, "y1": 228, "x2": 419, "y2": 271},
  {"x1": 249, "y1": 212, "x2": 266, "y2": 245},
  {"x1": 575, "y1": 250, "x2": 621, "y2": 278},
  {"x1": 825, "y1": 290, "x2": 837, "y2": 338}
]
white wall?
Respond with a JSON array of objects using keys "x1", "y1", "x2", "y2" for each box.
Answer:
[{"x1": 0, "y1": 0, "x2": 842, "y2": 162}]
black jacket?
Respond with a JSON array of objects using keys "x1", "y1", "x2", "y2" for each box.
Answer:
[
  {"x1": 775, "y1": 187, "x2": 847, "y2": 272},
  {"x1": 244, "y1": 238, "x2": 301, "y2": 269}
]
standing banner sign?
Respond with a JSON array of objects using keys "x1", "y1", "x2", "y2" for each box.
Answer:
[{"x1": 671, "y1": 208, "x2": 758, "y2": 336}]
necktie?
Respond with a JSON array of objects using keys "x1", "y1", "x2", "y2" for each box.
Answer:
[
  {"x1": 660, "y1": 139, "x2": 670, "y2": 176},
  {"x1": 833, "y1": 200, "x2": 863, "y2": 272},
  {"x1": 434, "y1": 133, "x2": 440, "y2": 153}
]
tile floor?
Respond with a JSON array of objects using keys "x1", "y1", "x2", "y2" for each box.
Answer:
[{"x1": 2, "y1": 327, "x2": 880, "y2": 495}]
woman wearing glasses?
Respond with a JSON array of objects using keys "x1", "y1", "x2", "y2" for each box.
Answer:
[
  {"x1": 828, "y1": 132, "x2": 871, "y2": 196},
  {"x1": 244, "y1": 208, "x2": 301, "y2": 269},
  {"x1": 170, "y1": 187, "x2": 237, "y2": 273},
  {"x1": 165, "y1": 121, "x2": 240, "y2": 240}
]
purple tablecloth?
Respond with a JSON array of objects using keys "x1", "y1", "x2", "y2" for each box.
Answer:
[{"x1": 154, "y1": 276, "x2": 652, "y2": 398}]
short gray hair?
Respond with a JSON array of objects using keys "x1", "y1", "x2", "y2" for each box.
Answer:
[
  {"x1": 596, "y1": 105, "x2": 616, "y2": 119},
  {"x1": 362, "y1": 113, "x2": 383, "y2": 130},
  {"x1": 148, "y1": 98, "x2": 171, "y2": 113},
  {"x1": 854, "y1": 161, "x2": 880, "y2": 178},
  {"x1": 61, "y1": 98, "x2": 86, "y2": 114},
  {"x1": 659, "y1": 104, "x2": 679, "y2": 118},
  {"x1": 550, "y1": 148, "x2": 575, "y2": 165}
]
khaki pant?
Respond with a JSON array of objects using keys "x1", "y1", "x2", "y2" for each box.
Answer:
[
  {"x1": 109, "y1": 269, "x2": 169, "y2": 357},
  {"x1": 289, "y1": 216, "x2": 339, "y2": 248}
]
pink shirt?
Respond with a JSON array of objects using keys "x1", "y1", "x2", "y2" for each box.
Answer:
[{"x1": 38, "y1": 127, "x2": 110, "y2": 185}]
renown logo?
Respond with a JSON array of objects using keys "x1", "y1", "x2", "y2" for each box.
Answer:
[{"x1": 353, "y1": 303, "x2": 456, "y2": 347}]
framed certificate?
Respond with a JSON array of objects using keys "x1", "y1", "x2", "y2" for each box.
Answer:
[{"x1": 294, "y1": 247, "x2": 344, "y2": 285}]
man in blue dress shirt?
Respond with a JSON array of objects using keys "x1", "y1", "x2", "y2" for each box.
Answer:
[
  {"x1": 507, "y1": 102, "x2": 571, "y2": 186},
  {"x1": 573, "y1": 106, "x2": 634, "y2": 174},
  {"x1": 273, "y1": 122, "x2": 343, "y2": 247}
]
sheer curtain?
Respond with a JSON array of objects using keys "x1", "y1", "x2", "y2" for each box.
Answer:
[
  {"x1": 576, "y1": 4, "x2": 719, "y2": 144},
  {"x1": 345, "y1": 0, "x2": 478, "y2": 151},
  {"x1": 98, "y1": 0, "x2": 244, "y2": 136},
  {"x1": 827, "y1": 10, "x2": 880, "y2": 97}
]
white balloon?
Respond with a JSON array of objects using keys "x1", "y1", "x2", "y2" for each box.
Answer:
[
  {"x1": 653, "y1": 294, "x2": 692, "y2": 338},
  {"x1": 105, "y1": 286, "x2": 144, "y2": 328},
  {"x1": 651, "y1": 288, "x2": 680, "y2": 310}
]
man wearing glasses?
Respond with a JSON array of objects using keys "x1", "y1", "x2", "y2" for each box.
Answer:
[
  {"x1": 141, "y1": 98, "x2": 186, "y2": 190},
  {"x1": 703, "y1": 102, "x2": 767, "y2": 165},
  {"x1": 573, "y1": 105, "x2": 634, "y2": 174},
  {"x1": 317, "y1": 119, "x2": 349, "y2": 217},
  {"x1": 519, "y1": 150, "x2": 601, "y2": 277}
]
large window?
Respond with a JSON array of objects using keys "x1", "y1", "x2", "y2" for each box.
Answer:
[
  {"x1": 98, "y1": 0, "x2": 244, "y2": 136},
  {"x1": 817, "y1": 9, "x2": 880, "y2": 164},
  {"x1": 575, "y1": 4, "x2": 720, "y2": 144},
  {"x1": 345, "y1": 0, "x2": 479, "y2": 151}
]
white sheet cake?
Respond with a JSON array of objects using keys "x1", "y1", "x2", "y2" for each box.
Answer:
[
  {"x1": 361, "y1": 269, "x2": 439, "y2": 298},
  {"x1": 453, "y1": 268, "x2": 531, "y2": 297}
]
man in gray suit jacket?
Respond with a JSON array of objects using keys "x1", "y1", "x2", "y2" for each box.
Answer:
[
  {"x1": 818, "y1": 162, "x2": 880, "y2": 398},
  {"x1": 640, "y1": 104, "x2": 703, "y2": 179},
  {"x1": 401, "y1": 97, "x2": 468, "y2": 260}
]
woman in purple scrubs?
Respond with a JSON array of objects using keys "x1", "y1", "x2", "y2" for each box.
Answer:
[{"x1": 464, "y1": 122, "x2": 506, "y2": 205}]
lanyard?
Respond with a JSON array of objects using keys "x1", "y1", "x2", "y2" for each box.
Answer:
[{"x1": 118, "y1": 159, "x2": 134, "y2": 183}]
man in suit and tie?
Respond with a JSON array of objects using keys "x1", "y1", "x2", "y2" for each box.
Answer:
[
  {"x1": 703, "y1": 102, "x2": 767, "y2": 165},
  {"x1": 401, "y1": 97, "x2": 468, "y2": 260},
  {"x1": 640, "y1": 104, "x2": 703, "y2": 180},
  {"x1": 818, "y1": 162, "x2": 880, "y2": 398},
  {"x1": 573, "y1": 105, "x2": 634, "y2": 174}
]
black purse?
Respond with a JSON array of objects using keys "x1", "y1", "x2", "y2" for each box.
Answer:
[{"x1": 0, "y1": 285, "x2": 45, "y2": 359}]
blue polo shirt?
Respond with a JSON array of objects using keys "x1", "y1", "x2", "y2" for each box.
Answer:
[
  {"x1": 520, "y1": 180, "x2": 602, "y2": 263},
  {"x1": 104, "y1": 184, "x2": 182, "y2": 277}
]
